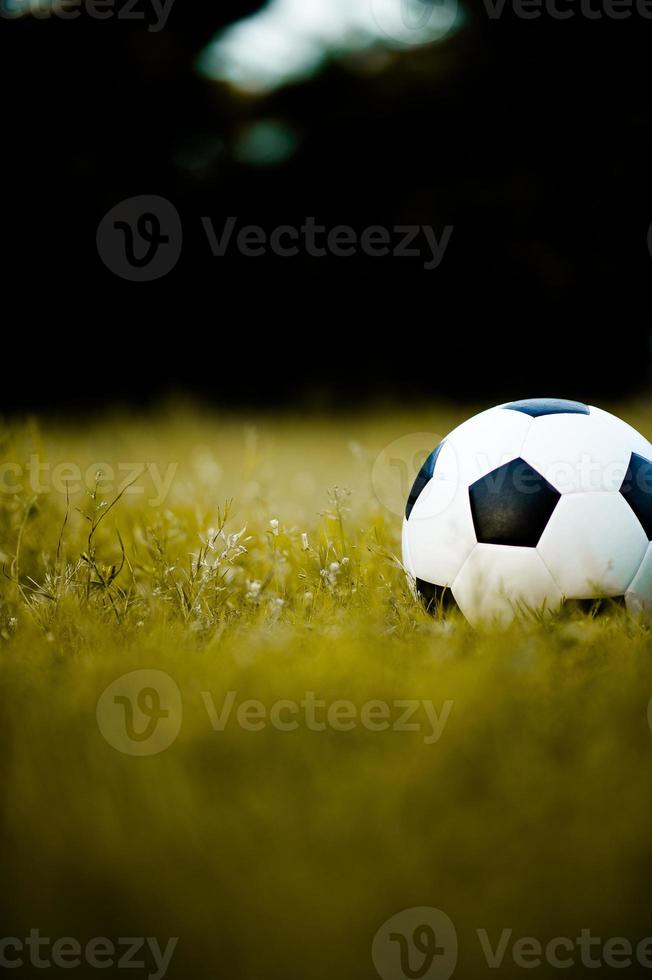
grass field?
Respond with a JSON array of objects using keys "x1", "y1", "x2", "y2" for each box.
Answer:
[{"x1": 2, "y1": 402, "x2": 652, "y2": 980}]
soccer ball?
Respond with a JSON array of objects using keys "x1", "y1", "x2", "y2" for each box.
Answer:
[{"x1": 402, "y1": 398, "x2": 652, "y2": 626}]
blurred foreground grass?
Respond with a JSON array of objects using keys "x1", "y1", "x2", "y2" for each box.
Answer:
[{"x1": 2, "y1": 402, "x2": 652, "y2": 980}]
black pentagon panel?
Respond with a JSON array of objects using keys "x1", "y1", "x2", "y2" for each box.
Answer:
[
  {"x1": 416, "y1": 579, "x2": 458, "y2": 615},
  {"x1": 469, "y1": 458, "x2": 561, "y2": 547},
  {"x1": 405, "y1": 441, "x2": 445, "y2": 520},
  {"x1": 503, "y1": 398, "x2": 590, "y2": 418},
  {"x1": 620, "y1": 452, "x2": 652, "y2": 539}
]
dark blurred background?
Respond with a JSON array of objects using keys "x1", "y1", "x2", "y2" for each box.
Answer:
[{"x1": 2, "y1": 0, "x2": 651, "y2": 412}]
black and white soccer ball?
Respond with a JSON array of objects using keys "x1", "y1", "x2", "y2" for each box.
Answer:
[{"x1": 402, "y1": 398, "x2": 652, "y2": 626}]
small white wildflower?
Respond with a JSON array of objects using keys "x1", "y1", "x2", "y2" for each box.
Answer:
[
  {"x1": 341, "y1": 557, "x2": 350, "y2": 566},
  {"x1": 301, "y1": 532, "x2": 309, "y2": 551},
  {"x1": 8, "y1": 617, "x2": 17, "y2": 631},
  {"x1": 321, "y1": 562, "x2": 341, "y2": 588},
  {"x1": 270, "y1": 519, "x2": 279, "y2": 535},
  {"x1": 304, "y1": 591, "x2": 314, "y2": 603},
  {"x1": 269, "y1": 597, "x2": 285, "y2": 616},
  {"x1": 246, "y1": 579, "x2": 262, "y2": 600}
]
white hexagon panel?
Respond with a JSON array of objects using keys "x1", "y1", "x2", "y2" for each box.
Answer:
[
  {"x1": 441, "y1": 406, "x2": 533, "y2": 488},
  {"x1": 402, "y1": 472, "x2": 476, "y2": 589},
  {"x1": 536, "y1": 493, "x2": 647, "y2": 599},
  {"x1": 521, "y1": 404, "x2": 652, "y2": 494},
  {"x1": 452, "y1": 544, "x2": 563, "y2": 628}
]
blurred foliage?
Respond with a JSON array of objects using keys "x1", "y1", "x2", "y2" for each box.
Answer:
[
  {"x1": 2, "y1": 405, "x2": 652, "y2": 978},
  {"x1": 2, "y1": 2, "x2": 652, "y2": 409}
]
